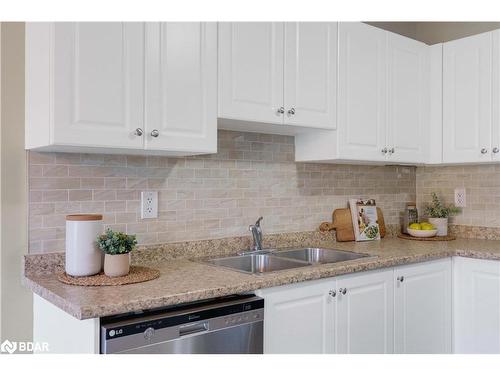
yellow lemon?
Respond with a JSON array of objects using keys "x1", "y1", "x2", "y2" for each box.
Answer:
[
  {"x1": 421, "y1": 223, "x2": 435, "y2": 230},
  {"x1": 409, "y1": 223, "x2": 422, "y2": 230}
]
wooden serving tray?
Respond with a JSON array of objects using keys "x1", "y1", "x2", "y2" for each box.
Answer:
[
  {"x1": 397, "y1": 233, "x2": 456, "y2": 241},
  {"x1": 58, "y1": 266, "x2": 160, "y2": 286}
]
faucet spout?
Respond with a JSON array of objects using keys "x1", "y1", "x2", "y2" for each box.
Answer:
[{"x1": 249, "y1": 216, "x2": 263, "y2": 251}]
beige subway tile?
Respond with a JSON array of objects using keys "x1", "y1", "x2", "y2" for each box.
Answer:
[
  {"x1": 43, "y1": 190, "x2": 69, "y2": 202},
  {"x1": 105, "y1": 201, "x2": 126, "y2": 212},
  {"x1": 69, "y1": 190, "x2": 93, "y2": 201}
]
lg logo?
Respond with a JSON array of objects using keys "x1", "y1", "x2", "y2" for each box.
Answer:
[{"x1": 0, "y1": 339, "x2": 49, "y2": 354}]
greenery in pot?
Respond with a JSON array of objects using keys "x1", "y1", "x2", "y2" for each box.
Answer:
[
  {"x1": 97, "y1": 229, "x2": 137, "y2": 255},
  {"x1": 424, "y1": 192, "x2": 461, "y2": 218}
]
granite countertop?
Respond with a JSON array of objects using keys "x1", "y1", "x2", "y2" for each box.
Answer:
[{"x1": 23, "y1": 236, "x2": 500, "y2": 320}]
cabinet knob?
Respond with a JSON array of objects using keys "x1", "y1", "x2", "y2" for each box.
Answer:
[
  {"x1": 151, "y1": 129, "x2": 160, "y2": 138},
  {"x1": 481, "y1": 148, "x2": 488, "y2": 154},
  {"x1": 397, "y1": 276, "x2": 404, "y2": 283},
  {"x1": 329, "y1": 290, "x2": 336, "y2": 297},
  {"x1": 388, "y1": 147, "x2": 395, "y2": 154},
  {"x1": 287, "y1": 108, "x2": 296, "y2": 116},
  {"x1": 276, "y1": 107, "x2": 285, "y2": 115},
  {"x1": 493, "y1": 147, "x2": 499, "y2": 154},
  {"x1": 134, "y1": 128, "x2": 144, "y2": 136},
  {"x1": 339, "y1": 288, "x2": 347, "y2": 295},
  {"x1": 381, "y1": 147, "x2": 388, "y2": 154}
]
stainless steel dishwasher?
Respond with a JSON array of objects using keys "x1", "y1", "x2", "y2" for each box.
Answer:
[{"x1": 100, "y1": 295, "x2": 264, "y2": 354}]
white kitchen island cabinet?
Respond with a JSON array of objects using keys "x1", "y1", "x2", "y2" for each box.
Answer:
[
  {"x1": 25, "y1": 22, "x2": 217, "y2": 156},
  {"x1": 454, "y1": 257, "x2": 500, "y2": 353},
  {"x1": 394, "y1": 259, "x2": 452, "y2": 353}
]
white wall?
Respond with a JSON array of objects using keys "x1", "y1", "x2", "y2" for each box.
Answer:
[{"x1": 0, "y1": 22, "x2": 32, "y2": 343}]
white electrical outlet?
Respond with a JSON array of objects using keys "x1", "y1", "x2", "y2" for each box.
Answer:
[
  {"x1": 454, "y1": 188, "x2": 466, "y2": 208},
  {"x1": 141, "y1": 191, "x2": 158, "y2": 219}
]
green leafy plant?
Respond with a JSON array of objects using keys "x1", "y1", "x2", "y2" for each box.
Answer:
[
  {"x1": 97, "y1": 229, "x2": 137, "y2": 255},
  {"x1": 424, "y1": 192, "x2": 461, "y2": 218}
]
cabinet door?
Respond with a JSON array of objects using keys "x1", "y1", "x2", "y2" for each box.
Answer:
[
  {"x1": 145, "y1": 22, "x2": 217, "y2": 154},
  {"x1": 218, "y1": 22, "x2": 284, "y2": 124},
  {"x1": 443, "y1": 32, "x2": 492, "y2": 163},
  {"x1": 394, "y1": 259, "x2": 452, "y2": 353},
  {"x1": 53, "y1": 23, "x2": 145, "y2": 149},
  {"x1": 336, "y1": 269, "x2": 394, "y2": 353},
  {"x1": 454, "y1": 257, "x2": 500, "y2": 353},
  {"x1": 256, "y1": 279, "x2": 335, "y2": 354},
  {"x1": 387, "y1": 33, "x2": 429, "y2": 164},
  {"x1": 284, "y1": 22, "x2": 337, "y2": 129},
  {"x1": 338, "y1": 22, "x2": 387, "y2": 162}
]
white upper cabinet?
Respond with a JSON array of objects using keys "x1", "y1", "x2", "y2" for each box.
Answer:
[
  {"x1": 297, "y1": 22, "x2": 429, "y2": 164},
  {"x1": 338, "y1": 22, "x2": 387, "y2": 162},
  {"x1": 394, "y1": 259, "x2": 452, "y2": 353},
  {"x1": 26, "y1": 23, "x2": 145, "y2": 150},
  {"x1": 25, "y1": 22, "x2": 217, "y2": 156},
  {"x1": 284, "y1": 22, "x2": 337, "y2": 129},
  {"x1": 443, "y1": 32, "x2": 492, "y2": 163},
  {"x1": 454, "y1": 257, "x2": 500, "y2": 353},
  {"x1": 387, "y1": 32, "x2": 429, "y2": 164},
  {"x1": 218, "y1": 22, "x2": 284, "y2": 125},
  {"x1": 145, "y1": 23, "x2": 217, "y2": 154},
  {"x1": 335, "y1": 269, "x2": 394, "y2": 354},
  {"x1": 218, "y1": 22, "x2": 337, "y2": 133},
  {"x1": 256, "y1": 279, "x2": 335, "y2": 354}
]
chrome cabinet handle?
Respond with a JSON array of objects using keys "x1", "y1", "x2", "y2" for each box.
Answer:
[
  {"x1": 481, "y1": 148, "x2": 488, "y2": 154},
  {"x1": 381, "y1": 147, "x2": 388, "y2": 154},
  {"x1": 134, "y1": 128, "x2": 144, "y2": 136},
  {"x1": 276, "y1": 107, "x2": 285, "y2": 115},
  {"x1": 493, "y1": 147, "x2": 499, "y2": 154},
  {"x1": 151, "y1": 129, "x2": 160, "y2": 138},
  {"x1": 339, "y1": 288, "x2": 347, "y2": 295},
  {"x1": 287, "y1": 108, "x2": 296, "y2": 116},
  {"x1": 329, "y1": 290, "x2": 336, "y2": 297},
  {"x1": 397, "y1": 276, "x2": 404, "y2": 283},
  {"x1": 388, "y1": 147, "x2": 395, "y2": 154}
]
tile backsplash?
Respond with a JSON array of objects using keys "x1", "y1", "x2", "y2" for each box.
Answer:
[
  {"x1": 29, "y1": 130, "x2": 416, "y2": 253},
  {"x1": 417, "y1": 165, "x2": 500, "y2": 227}
]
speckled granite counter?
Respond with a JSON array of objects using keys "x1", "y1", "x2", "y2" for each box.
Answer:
[{"x1": 22, "y1": 233, "x2": 500, "y2": 320}]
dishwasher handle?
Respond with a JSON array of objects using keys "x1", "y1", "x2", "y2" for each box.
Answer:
[{"x1": 179, "y1": 322, "x2": 209, "y2": 337}]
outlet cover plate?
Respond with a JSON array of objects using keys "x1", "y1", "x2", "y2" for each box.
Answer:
[
  {"x1": 141, "y1": 191, "x2": 158, "y2": 219},
  {"x1": 454, "y1": 188, "x2": 466, "y2": 208}
]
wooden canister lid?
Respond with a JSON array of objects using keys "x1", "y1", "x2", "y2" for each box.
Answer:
[{"x1": 66, "y1": 214, "x2": 103, "y2": 221}]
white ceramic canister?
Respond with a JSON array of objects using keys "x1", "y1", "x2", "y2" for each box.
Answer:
[{"x1": 65, "y1": 214, "x2": 103, "y2": 276}]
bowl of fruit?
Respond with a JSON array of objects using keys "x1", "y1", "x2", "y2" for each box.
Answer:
[{"x1": 407, "y1": 222, "x2": 438, "y2": 238}]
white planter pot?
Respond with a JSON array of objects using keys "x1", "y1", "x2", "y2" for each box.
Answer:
[
  {"x1": 428, "y1": 217, "x2": 448, "y2": 236},
  {"x1": 65, "y1": 214, "x2": 103, "y2": 276},
  {"x1": 104, "y1": 253, "x2": 130, "y2": 277}
]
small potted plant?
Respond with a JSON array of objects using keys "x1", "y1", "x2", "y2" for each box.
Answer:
[
  {"x1": 424, "y1": 192, "x2": 461, "y2": 236},
  {"x1": 97, "y1": 229, "x2": 137, "y2": 277}
]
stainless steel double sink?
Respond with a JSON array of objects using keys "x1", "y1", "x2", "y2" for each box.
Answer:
[{"x1": 206, "y1": 248, "x2": 373, "y2": 275}]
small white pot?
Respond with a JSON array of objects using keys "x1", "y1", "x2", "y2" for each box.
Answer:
[
  {"x1": 428, "y1": 217, "x2": 448, "y2": 236},
  {"x1": 104, "y1": 253, "x2": 130, "y2": 277}
]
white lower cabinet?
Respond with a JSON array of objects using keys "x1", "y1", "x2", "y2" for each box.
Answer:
[
  {"x1": 394, "y1": 259, "x2": 452, "y2": 353},
  {"x1": 336, "y1": 269, "x2": 394, "y2": 354},
  {"x1": 454, "y1": 257, "x2": 500, "y2": 353},
  {"x1": 256, "y1": 279, "x2": 335, "y2": 353}
]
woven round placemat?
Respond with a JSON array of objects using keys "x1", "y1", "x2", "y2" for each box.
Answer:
[
  {"x1": 57, "y1": 266, "x2": 160, "y2": 286},
  {"x1": 397, "y1": 233, "x2": 456, "y2": 241}
]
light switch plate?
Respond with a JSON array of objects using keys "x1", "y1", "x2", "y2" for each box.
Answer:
[
  {"x1": 141, "y1": 191, "x2": 158, "y2": 219},
  {"x1": 454, "y1": 188, "x2": 466, "y2": 208}
]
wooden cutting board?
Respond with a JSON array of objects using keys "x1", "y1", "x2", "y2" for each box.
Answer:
[{"x1": 319, "y1": 208, "x2": 386, "y2": 242}]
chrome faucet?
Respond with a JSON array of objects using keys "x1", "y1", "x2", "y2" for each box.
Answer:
[{"x1": 249, "y1": 216, "x2": 264, "y2": 251}]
